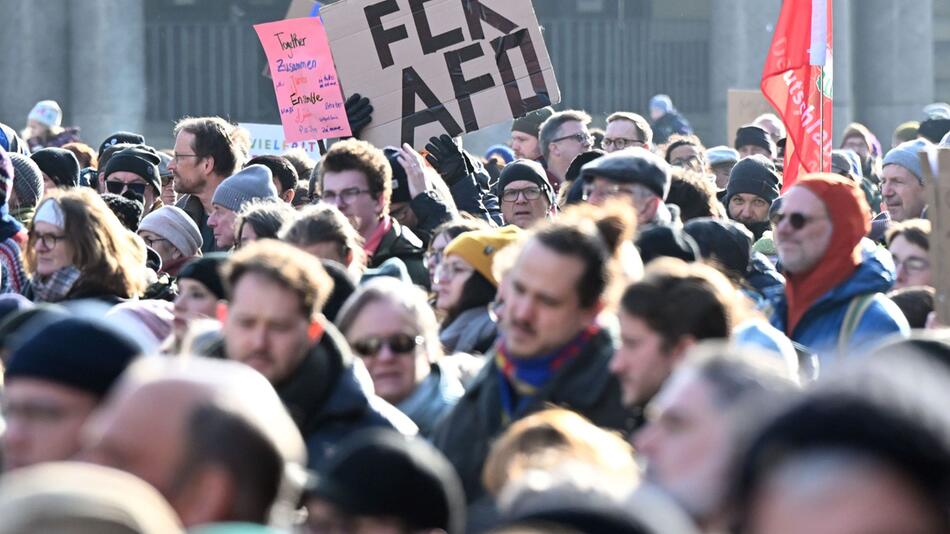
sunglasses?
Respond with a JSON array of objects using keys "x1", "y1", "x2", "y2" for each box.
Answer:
[
  {"x1": 351, "y1": 333, "x2": 424, "y2": 357},
  {"x1": 106, "y1": 180, "x2": 148, "y2": 196},
  {"x1": 774, "y1": 211, "x2": 822, "y2": 230}
]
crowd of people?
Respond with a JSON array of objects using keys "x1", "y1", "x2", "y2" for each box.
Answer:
[{"x1": 0, "y1": 90, "x2": 947, "y2": 534}]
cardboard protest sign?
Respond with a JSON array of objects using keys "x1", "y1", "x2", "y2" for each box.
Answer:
[
  {"x1": 240, "y1": 122, "x2": 323, "y2": 160},
  {"x1": 322, "y1": 0, "x2": 560, "y2": 148},
  {"x1": 254, "y1": 17, "x2": 352, "y2": 142},
  {"x1": 727, "y1": 89, "x2": 774, "y2": 144},
  {"x1": 921, "y1": 147, "x2": 950, "y2": 324}
]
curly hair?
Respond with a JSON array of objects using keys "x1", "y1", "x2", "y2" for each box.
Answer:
[{"x1": 317, "y1": 139, "x2": 392, "y2": 212}]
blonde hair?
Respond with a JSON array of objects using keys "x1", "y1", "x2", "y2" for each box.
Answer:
[
  {"x1": 482, "y1": 408, "x2": 639, "y2": 497},
  {"x1": 27, "y1": 188, "x2": 148, "y2": 298}
]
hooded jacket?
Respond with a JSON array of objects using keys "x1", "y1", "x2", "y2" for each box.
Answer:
[
  {"x1": 769, "y1": 240, "x2": 909, "y2": 369},
  {"x1": 369, "y1": 219, "x2": 429, "y2": 289},
  {"x1": 276, "y1": 322, "x2": 418, "y2": 470},
  {"x1": 430, "y1": 327, "x2": 636, "y2": 505}
]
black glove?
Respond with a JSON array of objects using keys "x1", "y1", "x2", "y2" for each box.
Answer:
[
  {"x1": 344, "y1": 93, "x2": 373, "y2": 138},
  {"x1": 424, "y1": 134, "x2": 474, "y2": 186}
]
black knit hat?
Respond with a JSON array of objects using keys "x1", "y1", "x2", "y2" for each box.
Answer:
[
  {"x1": 100, "y1": 192, "x2": 144, "y2": 232},
  {"x1": 307, "y1": 429, "x2": 466, "y2": 534},
  {"x1": 683, "y1": 218, "x2": 753, "y2": 276},
  {"x1": 103, "y1": 146, "x2": 162, "y2": 194},
  {"x1": 384, "y1": 147, "x2": 412, "y2": 204},
  {"x1": 565, "y1": 150, "x2": 605, "y2": 184},
  {"x1": 497, "y1": 159, "x2": 554, "y2": 204},
  {"x1": 580, "y1": 147, "x2": 672, "y2": 200},
  {"x1": 511, "y1": 106, "x2": 555, "y2": 138},
  {"x1": 98, "y1": 131, "x2": 145, "y2": 159},
  {"x1": 30, "y1": 148, "x2": 79, "y2": 188},
  {"x1": 919, "y1": 118, "x2": 950, "y2": 144},
  {"x1": 177, "y1": 254, "x2": 228, "y2": 300},
  {"x1": 724, "y1": 155, "x2": 781, "y2": 208},
  {"x1": 734, "y1": 125, "x2": 776, "y2": 156},
  {"x1": 5, "y1": 317, "x2": 140, "y2": 398},
  {"x1": 247, "y1": 155, "x2": 299, "y2": 194},
  {"x1": 635, "y1": 225, "x2": 700, "y2": 265}
]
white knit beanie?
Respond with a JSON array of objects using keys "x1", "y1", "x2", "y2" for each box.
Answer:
[{"x1": 138, "y1": 206, "x2": 203, "y2": 257}]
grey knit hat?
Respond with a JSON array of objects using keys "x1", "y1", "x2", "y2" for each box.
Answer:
[
  {"x1": 883, "y1": 138, "x2": 932, "y2": 183},
  {"x1": 210, "y1": 164, "x2": 277, "y2": 212},
  {"x1": 9, "y1": 153, "x2": 43, "y2": 208},
  {"x1": 138, "y1": 206, "x2": 203, "y2": 258}
]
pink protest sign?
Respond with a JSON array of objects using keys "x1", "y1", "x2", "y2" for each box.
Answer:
[{"x1": 254, "y1": 17, "x2": 351, "y2": 142}]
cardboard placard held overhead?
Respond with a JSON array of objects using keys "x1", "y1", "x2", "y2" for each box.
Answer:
[
  {"x1": 920, "y1": 147, "x2": 950, "y2": 324},
  {"x1": 321, "y1": 0, "x2": 560, "y2": 148},
  {"x1": 727, "y1": 89, "x2": 775, "y2": 144}
]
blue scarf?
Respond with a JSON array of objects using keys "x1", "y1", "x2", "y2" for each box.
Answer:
[{"x1": 495, "y1": 324, "x2": 600, "y2": 422}]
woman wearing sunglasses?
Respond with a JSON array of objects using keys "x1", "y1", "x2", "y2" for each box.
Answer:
[
  {"x1": 336, "y1": 277, "x2": 466, "y2": 437},
  {"x1": 24, "y1": 188, "x2": 148, "y2": 304},
  {"x1": 435, "y1": 226, "x2": 521, "y2": 355}
]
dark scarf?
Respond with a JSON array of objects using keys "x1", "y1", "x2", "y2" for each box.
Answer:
[{"x1": 495, "y1": 324, "x2": 600, "y2": 421}]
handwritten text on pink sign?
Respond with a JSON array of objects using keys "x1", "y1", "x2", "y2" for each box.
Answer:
[{"x1": 254, "y1": 17, "x2": 351, "y2": 142}]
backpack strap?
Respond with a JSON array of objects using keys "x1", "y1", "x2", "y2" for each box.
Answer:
[{"x1": 838, "y1": 293, "x2": 877, "y2": 355}]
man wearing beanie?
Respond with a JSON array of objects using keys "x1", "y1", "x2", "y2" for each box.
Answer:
[
  {"x1": 580, "y1": 147, "x2": 676, "y2": 229},
  {"x1": 881, "y1": 138, "x2": 932, "y2": 222},
  {"x1": 7, "y1": 153, "x2": 42, "y2": 226},
  {"x1": 30, "y1": 147, "x2": 80, "y2": 191},
  {"x1": 724, "y1": 155, "x2": 781, "y2": 240},
  {"x1": 138, "y1": 206, "x2": 203, "y2": 276},
  {"x1": 382, "y1": 146, "x2": 455, "y2": 246},
  {"x1": 97, "y1": 131, "x2": 145, "y2": 162},
  {"x1": 734, "y1": 124, "x2": 776, "y2": 160},
  {"x1": 510, "y1": 106, "x2": 554, "y2": 161},
  {"x1": 2, "y1": 317, "x2": 140, "y2": 471},
  {"x1": 769, "y1": 173, "x2": 908, "y2": 367},
  {"x1": 102, "y1": 145, "x2": 164, "y2": 214},
  {"x1": 207, "y1": 164, "x2": 277, "y2": 250},
  {"x1": 498, "y1": 160, "x2": 555, "y2": 229}
]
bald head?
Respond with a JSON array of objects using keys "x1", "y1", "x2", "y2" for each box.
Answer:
[{"x1": 82, "y1": 357, "x2": 305, "y2": 528}]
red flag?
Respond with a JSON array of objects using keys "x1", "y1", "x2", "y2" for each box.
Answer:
[{"x1": 761, "y1": 0, "x2": 833, "y2": 190}]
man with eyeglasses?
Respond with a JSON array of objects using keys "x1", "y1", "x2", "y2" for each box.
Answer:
[
  {"x1": 886, "y1": 219, "x2": 932, "y2": 290},
  {"x1": 2, "y1": 317, "x2": 140, "y2": 471},
  {"x1": 169, "y1": 117, "x2": 248, "y2": 253},
  {"x1": 603, "y1": 112, "x2": 653, "y2": 154},
  {"x1": 220, "y1": 240, "x2": 416, "y2": 470},
  {"x1": 101, "y1": 145, "x2": 163, "y2": 214},
  {"x1": 318, "y1": 139, "x2": 428, "y2": 288},
  {"x1": 769, "y1": 174, "x2": 908, "y2": 369},
  {"x1": 723, "y1": 155, "x2": 781, "y2": 241},
  {"x1": 497, "y1": 159, "x2": 555, "y2": 229},
  {"x1": 538, "y1": 110, "x2": 593, "y2": 187},
  {"x1": 580, "y1": 147, "x2": 676, "y2": 230}
]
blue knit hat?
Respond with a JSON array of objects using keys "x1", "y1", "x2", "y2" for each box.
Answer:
[
  {"x1": 649, "y1": 94, "x2": 674, "y2": 114},
  {"x1": 485, "y1": 144, "x2": 515, "y2": 164},
  {"x1": 883, "y1": 138, "x2": 932, "y2": 183},
  {"x1": 211, "y1": 164, "x2": 277, "y2": 212},
  {"x1": 5, "y1": 317, "x2": 141, "y2": 398}
]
